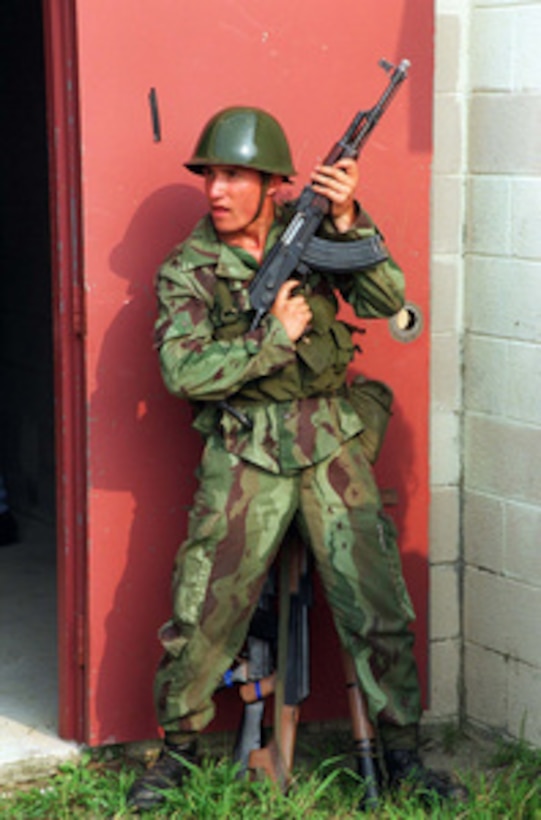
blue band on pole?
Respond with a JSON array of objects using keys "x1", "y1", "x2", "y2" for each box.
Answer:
[{"x1": 255, "y1": 680, "x2": 262, "y2": 700}]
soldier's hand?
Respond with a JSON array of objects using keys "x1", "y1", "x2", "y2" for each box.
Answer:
[
  {"x1": 310, "y1": 157, "x2": 358, "y2": 233},
  {"x1": 270, "y1": 280, "x2": 312, "y2": 342}
]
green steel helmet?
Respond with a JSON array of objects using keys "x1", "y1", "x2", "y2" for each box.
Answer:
[{"x1": 184, "y1": 106, "x2": 297, "y2": 178}]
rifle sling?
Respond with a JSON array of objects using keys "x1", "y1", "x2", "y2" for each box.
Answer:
[{"x1": 300, "y1": 233, "x2": 388, "y2": 274}]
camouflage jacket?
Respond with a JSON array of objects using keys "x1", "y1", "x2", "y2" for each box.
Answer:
[{"x1": 154, "y1": 205, "x2": 405, "y2": 474}]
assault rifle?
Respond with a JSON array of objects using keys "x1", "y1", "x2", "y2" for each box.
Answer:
[
  {"x1": 246, "y1": 530, "x2": 311, "y2": 790},
  {"x1": 232, "y1": 570, "x2": 277, "y2": 775},
  {"x1": 232, "y1": 531, "x2": 383, "y2": 807},
  {"x1": 343, "y1": 651, "x2": 382, "y2": 809},
  {"x1": 249, "y1": 57, "x2": 410, "y2": 330}
]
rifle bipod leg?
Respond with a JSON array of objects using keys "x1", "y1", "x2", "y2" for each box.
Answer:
[{"x1": 342, "y1": 651, "x2": 383, "y2": 809}]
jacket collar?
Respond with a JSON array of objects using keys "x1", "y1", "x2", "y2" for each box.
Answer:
[{"x1": 185, "y1": 209, "x2": 287, "y2": 282}]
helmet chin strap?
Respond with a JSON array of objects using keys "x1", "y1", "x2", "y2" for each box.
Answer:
[{"x1": 246, "y1": 173, "x2": 272, "y2": 227}]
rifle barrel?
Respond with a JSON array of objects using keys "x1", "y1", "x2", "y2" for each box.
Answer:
[{"x1": 324, "y1": 58, "x2": 411, "y2": 165}]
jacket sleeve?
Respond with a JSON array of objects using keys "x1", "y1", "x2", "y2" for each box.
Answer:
[
  {"x1": 317, "y1": 207, "x2": 406, "y2": 318},
  {"x1": 154, "y1": 261, "x2": 296, "y2": 402}
]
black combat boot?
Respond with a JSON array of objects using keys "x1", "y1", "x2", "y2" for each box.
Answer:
[
  {"x1": 126, "y1": 737, "x2": 198, "y2": 811},
  {"x1": 384, "y1": 748, "x2": 467, "y2": 803}
]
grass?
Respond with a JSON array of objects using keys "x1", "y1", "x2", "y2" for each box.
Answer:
[{"x1": 1, "y1": 733, "x2": 540, "y2": 819}]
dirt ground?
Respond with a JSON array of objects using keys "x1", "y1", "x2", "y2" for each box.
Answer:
[
  {"x1": 0, "y1": 719, "x2": 501, "y2": 797},
  {"x1": 124, "y1": 719, "x2": 501, "y2": 783},
  {"x1": 417, "y1": 724, "x2": 499, "y2": 779}
]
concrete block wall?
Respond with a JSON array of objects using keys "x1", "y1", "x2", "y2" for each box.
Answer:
[
  {"x1": 428, "y1": 0, "x2": 470, "y2": 723},
  {"x1": 431, "y1": 0, "x2": 541, "y2": 746},
  {"x1": 464, "y1": 0, "x2": 541, "y2": 747}
]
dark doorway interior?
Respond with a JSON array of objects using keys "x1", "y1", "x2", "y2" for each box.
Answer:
[{"x1": 0, "y1": 0, "x2": 58, "y2": 747}]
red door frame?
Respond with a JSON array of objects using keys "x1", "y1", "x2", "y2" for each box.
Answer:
[{"x1": 42, "y1": 0, "x2": 86, "y2": 741}]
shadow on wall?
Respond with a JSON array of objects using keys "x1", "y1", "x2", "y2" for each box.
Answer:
[{"x1": 90, "y1": 184, "x2": 208, "y2": 744}]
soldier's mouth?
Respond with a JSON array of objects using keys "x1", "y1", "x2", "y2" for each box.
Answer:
[{"x1": 211, "y1": 206, "x2": 229, "y2": 218}]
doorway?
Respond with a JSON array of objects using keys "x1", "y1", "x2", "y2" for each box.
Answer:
[{"x1": 0, "y1": 0, "x2": 59, "y2": 760}]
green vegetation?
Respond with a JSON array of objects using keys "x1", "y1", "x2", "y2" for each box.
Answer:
[{"x1": 1, "y1": 735, "x2": 540, "y2": 819}]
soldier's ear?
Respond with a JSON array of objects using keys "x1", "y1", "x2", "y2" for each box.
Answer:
[{"x1": 265, "y1": 174, "x2": 284, "y2": 197}]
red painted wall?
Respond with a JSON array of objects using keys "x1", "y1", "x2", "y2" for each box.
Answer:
[{"x1": 71, "y1": 0, "x2": 432, "y2": 745}]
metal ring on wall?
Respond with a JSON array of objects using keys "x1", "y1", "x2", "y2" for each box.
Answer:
[{"x1": 388, "y1": 302, "x2": 424, "y2": 342}]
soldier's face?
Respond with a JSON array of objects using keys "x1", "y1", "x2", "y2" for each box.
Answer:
[{"x1": 203, "y1": 165, "x2": 269, "y2": 236}]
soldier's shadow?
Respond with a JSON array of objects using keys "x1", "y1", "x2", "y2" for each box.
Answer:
[{"x1": 91, "y1": 184, "x2": 215, "y2": 744}]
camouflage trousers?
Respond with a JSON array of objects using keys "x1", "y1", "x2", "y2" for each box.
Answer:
[{"x1": 155, "y1": 432, "x2": 422, "y2": 739}]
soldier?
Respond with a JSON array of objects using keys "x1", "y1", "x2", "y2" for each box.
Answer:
[{"x1": 128, "y1": 107, "x2": 456, "y2": 809}]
